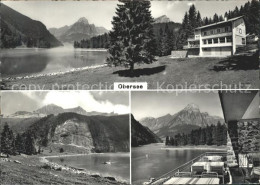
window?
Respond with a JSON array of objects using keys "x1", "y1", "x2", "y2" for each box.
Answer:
[
  {"x1": 239, "y1": 28, "x2": 242, "y2": 34},
  {"x1": 203, "y1": 40, "x2": 207, "y2": 44},
  {"x1": 217, "y1": 29, "x2": 220, "y2": 33},
  {"x1": 204, "y1": 31, "x2": 207, "y2": 36},
  {"x1": 226, "y1": 36, "x2": 232, "y2": 42},
  {"x1": 213, "y1": 38, "x2": 218, "y2": 44},
  {"x1": 220, "y1": 37, "x2": 225, "y2": 43},
  {"x1": 225, "y1": 27, "x2": 229, "y2": 32},
  {"x1": 210, "y1": 30, "x2": 214, "y2": 35},
  {"x1": 242, "y1": 38, "x2": 246, "y2": 44},
  {"x1": 208, "y1": 39, "x2": 212, "y2": 44}
]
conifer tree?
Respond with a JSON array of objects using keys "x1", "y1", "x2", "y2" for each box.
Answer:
[
  {"x1": 107, "y1": 0, "x2": 156, "y2": 73},
  {"x1": 15, "y1": 134, "x2": 24, "y2": 155},
  {"x1": 24, "y1": 132, "x2": 35, "y2": 155},
  {"x1": 213, "y1": 13, "x2": 219, "y2": 23},
  {"x1": 188, "y1": 4, "x2": 197, "y2": 36},
  {"x1": 0, "y1": 123, "x2": 15, "y2": 157},
  {"x1": 177, "y1": 12, "x2": 189, "y2": 49},
  {"x1": 196, "y1": 11, "x2": 203, "y2": 27}
]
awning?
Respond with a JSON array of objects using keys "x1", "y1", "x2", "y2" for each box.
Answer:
[{"x1": 219, "y1": 91, "x2": 259, "y2": 122}]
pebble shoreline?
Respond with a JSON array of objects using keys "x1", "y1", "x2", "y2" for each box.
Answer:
[{"x1": 3, "y1": 64, "x2": 107, "y2": 81}]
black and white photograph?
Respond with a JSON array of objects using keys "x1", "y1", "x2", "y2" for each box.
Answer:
[
  {"x1": 131, "y1": 90, "x2": 260, "y2": 184},
  {"x1": 1, "y1": 0, "x2": 259, "y2": 90},
  {"x1": 0, "y1": 91, "x2": 130, "y2": 184}
]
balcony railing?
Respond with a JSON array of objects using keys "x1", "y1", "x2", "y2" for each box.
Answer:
[
  {"x1": 201, "y1": 42, "x2": 232, "y2": 48},
  {"x1": 202, "y1": 32, "x2": 232, "y2": 39},
  {"x1": 183, "y1": 44, "x2": 200, "y2": 49}
]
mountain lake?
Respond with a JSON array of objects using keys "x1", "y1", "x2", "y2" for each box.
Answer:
[
  {"x1": 1, "y1": 44, "x2": 108, "y2": 78},
  {"x1": 132, "y1": 143, "x2": 226, "y2": 185},
  {"x1": 48, "y1": 152, "x2": 130, "y2": 183}
]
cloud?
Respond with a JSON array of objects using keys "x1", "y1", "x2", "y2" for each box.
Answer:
[
  {"x1": 42, "y1": 91, "x2": 129, "y2": 114},
  {"x1": 166, "y1": 1, "x2": 180, "y2": 10}
]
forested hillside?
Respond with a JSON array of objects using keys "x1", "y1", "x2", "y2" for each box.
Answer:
[
  {"x1": 165, "y1": 122, "x2": 227, "y2": 146},
  {"x1": 0, "y1": 3, "x2": 62, "y2": 48},
  {"x1": 0, "y1": 113, "x2": 129, "y2": 155},
  {"x1": 131, "y1": 115, "x2": 162, "y2": 147}
]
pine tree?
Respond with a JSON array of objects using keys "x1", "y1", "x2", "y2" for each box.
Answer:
[
  {"x1": 196, "y1": 11, "x2": 203, "y2": 27},
  {"x1": 206, "y1": 126, "x2": 213, "y2": 145},
  {"x1": 177, "y1": 12, "x2": 189, "y2": 49},
  {"x1": 24, "y1": 132, "x2": 35, "y2": 155},
  {"x1": 1, "y1": 123, "x2": 15, "y2": 157},
  {"x1": 219, "y1": 15, "x2": 224, "y2": 22},
  {"x1": 107, "y1": 0, "x2": 156, "y2": 73},
  {"x1": 161, "y1": 24, "x2": 172, "y2": 56},
  {"x1": 213, "y1": 13, "x2": 219, "y2": 23},
  {"x1": 165, "y1": 136, "x2": 170, "y2": 145},
  {"x1": 15, "y1": 134, "x2": 24, "y2": 155},
  {"x1": 204, "y1": 17, "x2": 209, "y2": 25},
  {"x1": 248, "y1": 0, "x2": 260, "y2": 36},
  {"x1": 188, "y1": 4, "x2": 197, "y2": 36}
]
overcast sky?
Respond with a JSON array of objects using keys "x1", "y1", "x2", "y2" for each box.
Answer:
[
  {"x1": 1, "y1": 91, "x2": 129, "y2": 116},
  {"x1": 132, "y1": 91, "x2": 224, "y2": 120},
  {"x1": 2, "y1": 0, "x2": 247, "y2": 30}
]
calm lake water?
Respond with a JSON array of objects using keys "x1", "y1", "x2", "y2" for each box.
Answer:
[
  {"x1": 132, "y1": 143, "x2": 221, "y2": 185},
  {"x1": 48, "y1": 153, "x2": 130, "y2": 183},
  {"x1": 1, "y1": 44, "x2": 108, "y2": 78}
]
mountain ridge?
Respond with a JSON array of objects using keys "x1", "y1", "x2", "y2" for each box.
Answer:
[
  {"x1": 6, "y1": 104, "x2": 118, "y2": 118},
  {"x1": 154, "y1": 15, "x2": 171, "y2": 23},
  {"x1": 49, "y1": 17, "x2": 108, "y2": 43},
  {"x1": 3, "y1": 113, "x2": 130, "y2": 153},
  {"x1": 139, "y1": 103, "x2": 224, "y2": 138}
]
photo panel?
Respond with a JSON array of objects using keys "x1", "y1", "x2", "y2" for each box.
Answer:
[
  {"x1": 131, "y1": 90, "x2": 260, "y2": 185},
  {"x1": 1, "y1": 0, "x2": 259, "y2": 90},
  {"x1": 0, "y1": 91, "x2": 130, "y2": 184}
]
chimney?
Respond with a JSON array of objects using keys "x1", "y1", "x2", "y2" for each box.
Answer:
[{"x1": 224, "y1": 17, "x2": 228, "y2": 21}]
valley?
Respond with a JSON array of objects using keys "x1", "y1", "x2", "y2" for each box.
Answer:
[{"x1": 1, "y1": 93, "x2": 130, "y2": 184}]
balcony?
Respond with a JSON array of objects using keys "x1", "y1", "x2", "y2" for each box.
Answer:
[
  {"x1": 188, "y1": 35, "x2": 200, "y2": 41},
  {"x1": 183, "y1": 44, "x2": 200, "y2": 49},
  {"x1": 202, "y1": 32, "x2": 232, "y2": 39},
  {"x1": 201, "y1": 42, "x2": 232, "y2": 48}
]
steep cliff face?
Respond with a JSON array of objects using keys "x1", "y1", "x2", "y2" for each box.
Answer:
[
  {"x1": 131, "y1": 115, "x2": 162, "y2": 147},
  {"x1": 27, "y1": 113, "x2": 129, "y2": 153},
  {"x1": 53, "y1": 119, "x2": 94, "y2": 151}
]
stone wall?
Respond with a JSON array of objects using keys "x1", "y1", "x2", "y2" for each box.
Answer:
[
  {"x1": 237, "y1": 119, "x2": 260, "y2": 153},
  {"x1": 171, "y1": 50, "x2": 188, "y2": 58}
]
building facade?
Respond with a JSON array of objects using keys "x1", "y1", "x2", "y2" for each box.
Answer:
[{"x1": 185, "y1": 16, "x2": 246, "y2": 57}]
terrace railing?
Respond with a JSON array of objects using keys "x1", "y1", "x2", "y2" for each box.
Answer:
[{"x1": 149, "y1": 152, "x2": 227, "y2": 185}]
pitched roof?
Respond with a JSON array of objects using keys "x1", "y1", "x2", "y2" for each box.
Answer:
[{"x1": 195, "y1": 16, "x2": 244, "y2": 30}]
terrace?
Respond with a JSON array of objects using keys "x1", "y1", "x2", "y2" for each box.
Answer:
[{"x1": 146, "y1": 152, "x2": 229, "y2": 185}]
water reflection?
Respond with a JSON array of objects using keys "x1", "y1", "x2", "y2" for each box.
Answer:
[
  {"x1": 1, "y1": 45, "x2": 108, "y2": 77},
  {"x1": 49, "y1": 153, "x2": 130, "y2": 183},
  {"x1": 132, "y1": 143, "x2": 219, "y2": 185}
]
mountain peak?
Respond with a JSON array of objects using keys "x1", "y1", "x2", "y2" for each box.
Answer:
[
  {"x1": 77, "y1": 17, "x2": 89, "y2": 24},
  {"x1": 184, "y1": 103, "x2": 200, "y2": 112},
  {"x1": 154, "y1": 15, "x2": 171, "y2": 23}
]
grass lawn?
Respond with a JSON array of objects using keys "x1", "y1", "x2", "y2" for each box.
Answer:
[
  {"x1": 2, "y1": 54, "x2": 259, "y2": 90},
  {"x1": 0, "y1": 155, "x2": 125, "y2": 185}
]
